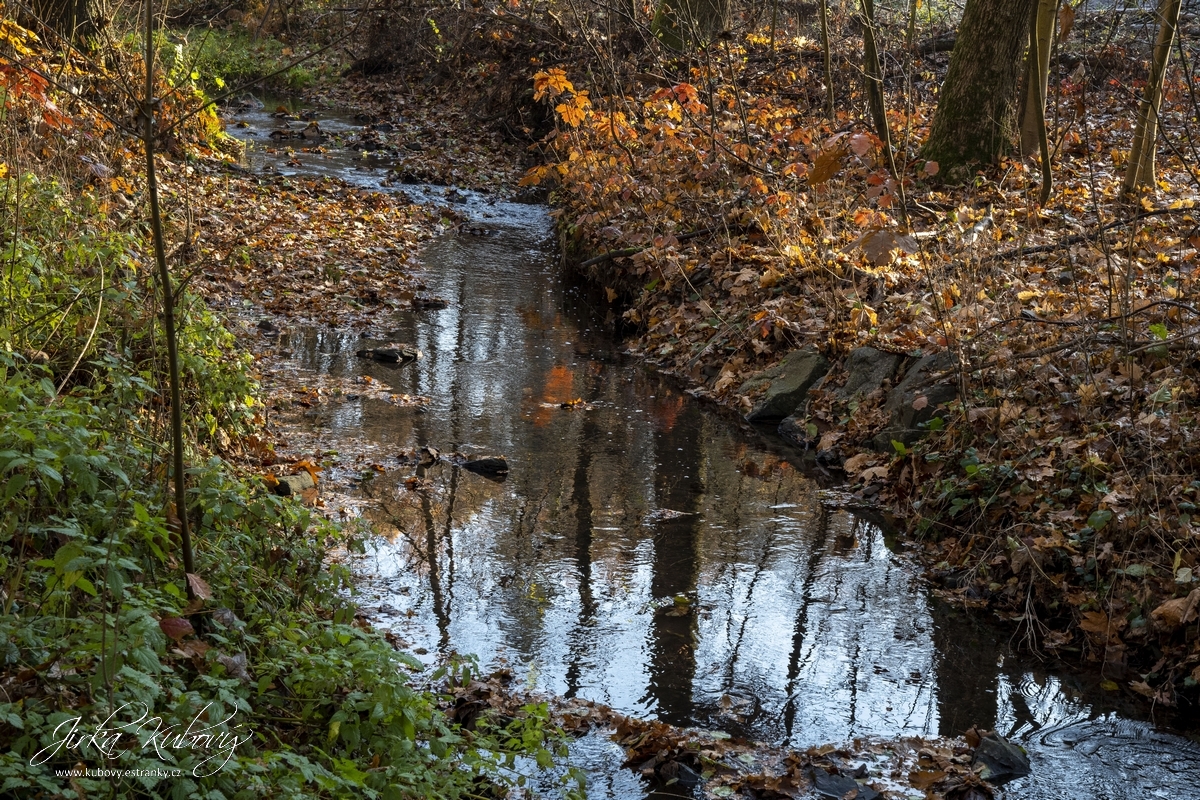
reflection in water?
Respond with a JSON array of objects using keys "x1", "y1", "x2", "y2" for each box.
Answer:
[{"x1": 241, "y1": 121, "x2": 1200, "y2": 797}]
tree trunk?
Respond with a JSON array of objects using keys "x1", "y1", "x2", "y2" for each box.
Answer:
[
  {"x1": 922, "y1": 0, "x2": 1036, "y2": 174},
  {"x1": 861, "y1": 0, "x2": 888, "y2": 146},
  {"x1": 29, "y1": 0, "x2": 90, "y2": 41},
  {"x1": 651, "y1": 0, "x2": 731, "y2": 51},
  {"x1": 1123, "y1": 0, "x2": 1183, "y2": 194},
  {"x1": 1019, "y1": 0, "x2": 1059, "y2": 157},
  {"x1": 819, "y1": 0, "x2": 835, "y2": 120}
]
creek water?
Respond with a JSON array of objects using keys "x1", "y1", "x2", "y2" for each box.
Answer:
[{"x1": 226, "y1": 103, "x2": 1200, "y2": 798}]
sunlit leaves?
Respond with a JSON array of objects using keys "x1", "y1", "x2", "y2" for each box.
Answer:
[
  {"x1": 555, "y1": 92, "x2": 590, "y2": 127},
  {"x1": 533, "y1": 67, "x2": 574, "y2": 100},
  {"x1": 0, "y1": 18, "x2": 38, "y2": 56}
]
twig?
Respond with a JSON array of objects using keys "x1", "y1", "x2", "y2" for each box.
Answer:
[
  {"x1": 574, "y1": 226, "x2": 724, "y2": 270},
  {"x1": 984, "y1": 207, "x2": 1191, "y2": 262}
]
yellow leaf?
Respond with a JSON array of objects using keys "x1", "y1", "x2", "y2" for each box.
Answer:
[{"x1": 850, "y1": 305, "x2": 878, "y2": 329}]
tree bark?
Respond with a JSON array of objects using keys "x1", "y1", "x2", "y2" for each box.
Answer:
[
  {"x1": 819, "y1": 0, "x2": 835, "y2": 120},
  {"x1": 861, "y1": 0, "x2": 888, "y2": 145},
  {"x1": 29, "y1": 0, "x2": 90, "y2": 41},
  {"x1": 1019, "y1": 0, "x2": 1059, "y2": 157},
  {"x1": 1123, "y1": 0, "x2": 1183, "y2": 194},
  {"x1": 922, "y1": 0, "x2": 1036, "y2": 174},
  {"x1": 651, "y1": 0, "x2": 731, "y2": 51}
]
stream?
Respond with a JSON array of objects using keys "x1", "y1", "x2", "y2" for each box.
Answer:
[{"x1": 226, "y1": 102, "x2": 1200, "y2": 799}]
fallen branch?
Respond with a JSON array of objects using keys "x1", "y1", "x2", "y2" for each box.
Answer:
[{"x1": 574, "y1": 226, "x2": 724, "y2": 270}]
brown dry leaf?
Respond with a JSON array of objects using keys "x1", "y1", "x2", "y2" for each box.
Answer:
[
  {"x1": 809, "y1": 146, "x2": 846, "y2": 186},
  {"x1": 186, "y1": 573, "x2": 213, "y2": 601},
  {"x1": 842, "y1": 452, "x2": 876, "y2": 475},
  {"x1": 1128, "y1": 680, "x2": 1156, "y2": 699},
  {"x1": 159, "y1": 616, "x2": 195, "y2": 642},
  {"x1": 1149, "y1": 589, "x2": 1200, "y2": 632},
  {"x1": 1078, "y1": 611, "x2": 1110, "y2": 634},
  {"x1": 1059, "y1": 2, "x2": 1077, "y2": 42},
  {"x1": 910, "y1": 770, "x2": 947, "y2": 790},
  {"x1": 861, "y1": 465, "x2": 890, "y2": 482}
]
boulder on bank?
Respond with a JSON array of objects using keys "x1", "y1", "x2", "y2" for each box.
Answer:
[
  {"x1": 741, "y1": 348, "x2": 830, "y2": 423},
  {"x1": 838, "y1": 346, "x2": 902, "y2": 400},
  {"x1": 872, "y1": 351, "x2": 959, "y2": 449}
]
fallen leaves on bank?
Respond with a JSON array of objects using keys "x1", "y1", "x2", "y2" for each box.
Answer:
[
  {"x1": 187, "y1": 165, "x2": 453, "y2": 326},
  {"x1": 440, "y1": 669, "x2": 1017, "y2": 799}
]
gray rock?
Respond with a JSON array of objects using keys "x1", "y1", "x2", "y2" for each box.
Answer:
[
  {"x1": 778, "y1": 414, "x2": 813, "y2": 448},
  {"x1": 742, "y1": 348, "x2": 830, "y2": 423},
  {"x1": 972, "y1": 732, "x2": 1031, "y2": 784},
  {"x1": 274, "y1": 472, "x2": 315, "y2": 497},
  {"x1": 872, "y1": 351, "x2": 959, "y2": 449},
  {"x1": 838, "y1": 346, "x2": 901, "y2": 400}
]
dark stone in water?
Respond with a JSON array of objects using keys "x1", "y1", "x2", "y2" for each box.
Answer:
[
  {"x1": 356, "y1": 345, "x2": 419, "y2": 363},
  {"x1": 807, "y1": 767, "x2": 881, "y2": 800},
  {"x1": 778, "y1": 414, "x2": 812, "y2": 448},
  {"x1": 462, "y1": 456, "x2": 509, "y2": 476},
  {"x1": 274, "y1": 472, "x2": 315, "y2": 497},
  {"x1": 972, "y1": 732, "x2": 1031, "y2": 784},
  {"x1": 412, "y1": 296, "x2": 449, "y2": 310}
]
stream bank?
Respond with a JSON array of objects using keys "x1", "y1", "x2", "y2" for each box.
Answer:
[{"x1": 209, "y1": 99, "x2": 1200, "y2": 799}]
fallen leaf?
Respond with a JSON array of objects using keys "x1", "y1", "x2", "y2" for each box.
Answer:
[
  {"x1": 186, "y1": 573, "x2": 213, "y2": 600},
  {"x1": 159, "y1": 616, "x2": 195, "y2": 641}
]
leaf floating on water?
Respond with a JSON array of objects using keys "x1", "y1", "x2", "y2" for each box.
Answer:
[{"x1": 644, "y1": 508, "x2": 696, "y2": 523}]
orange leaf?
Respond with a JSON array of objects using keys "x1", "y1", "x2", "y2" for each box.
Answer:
[
  {"x1": 809, "y1": 146, "x2": 846, "y2": 186},
  {"x1": 1059, "y1": 2, "x2": 1077, "y2": 42}
]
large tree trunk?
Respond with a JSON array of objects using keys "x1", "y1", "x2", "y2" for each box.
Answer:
[
  {"x1": 29, "y1": 0, "x2": 90, "y2": 41},
  {"x1": 651, "y1": 0, "x2": 731, "y2": 51},
  {"x1": 922, "y1": 0, "x2": 1036, "y2": 174},
  {"x1": 1123, "y1": 0, "x2": 1183, "y2": 194}
]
